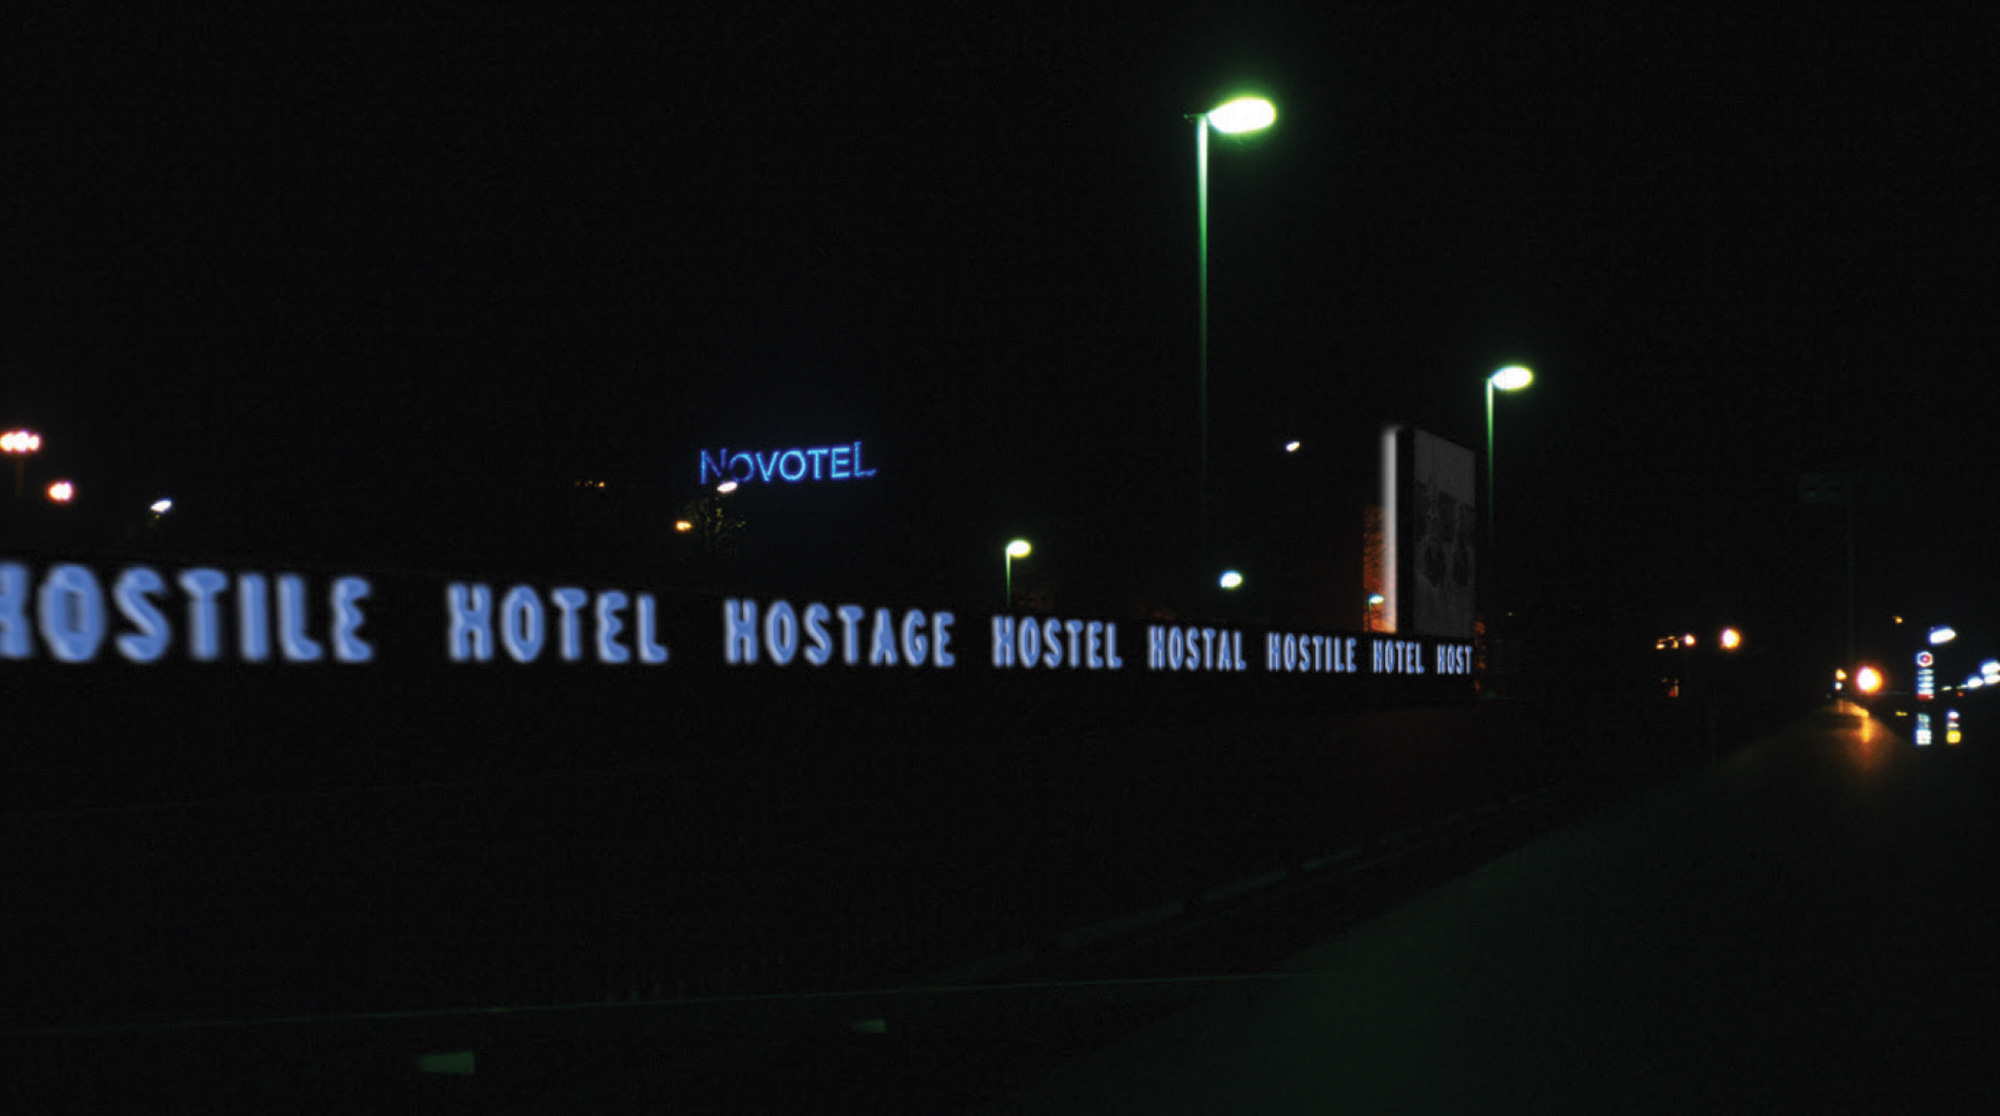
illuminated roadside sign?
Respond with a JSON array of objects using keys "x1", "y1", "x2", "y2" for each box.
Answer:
[
  {"x1": 698, "y1": 442, "x2": 877, "y2": 487},
  {"x1": 6, "y1": 556, "x2": 1477, "y2": 691},
  {"x1": 1916, "y1": 649, "x2": 1935, "y2": 701}
]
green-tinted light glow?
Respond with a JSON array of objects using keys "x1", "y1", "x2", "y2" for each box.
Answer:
[
  {"x1": 1006, "y1": 539, "x2": 1032, "y2": 558},
  {"x1": 1491, "y1": 365, "x2": 1533, "y2": 391},
  {"x1": 1206, "y1": 97, "x2": 1276, "y2": 135}
]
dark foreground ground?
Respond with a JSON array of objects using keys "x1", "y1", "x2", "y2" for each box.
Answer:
[
  {"x1": 14, "y1": 695, "x2": 1972, "y2": 1112},
  {"x1": 974, "y1": 700, "x2": 2000, "y2": 1114}
]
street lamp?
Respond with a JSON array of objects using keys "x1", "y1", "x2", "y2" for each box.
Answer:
[
  {"x1": 2, "y1": 428, "x2": 42, "y2": 498},
  {"x1": 1187, "y1": 94, "x2": 1276, "y2": 564},
  {"x1": 1219, "y1": 569, "x2": 1244, "y2": 590},
  {"x1": 1484, "y1": 365, "x2": 1533, "y2": 610},
  {"x1": 1005, "y1": 539, "x2": 1032, "y2": 609}
]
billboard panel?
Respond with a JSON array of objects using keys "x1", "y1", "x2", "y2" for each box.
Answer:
[{"x1": 1378, "y1": 425, "x2": 1477, "y2": 639}]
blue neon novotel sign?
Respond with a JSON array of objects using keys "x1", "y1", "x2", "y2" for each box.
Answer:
[{"x1": 698, "y1": 442, "x2": 876, "y2": 487}]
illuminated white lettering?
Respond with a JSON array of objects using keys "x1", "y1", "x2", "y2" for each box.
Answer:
[
  {"x1": 447, "y1": 582, "x2": 494, "y2": 662},
  {"x1": 869, "y1": 608, "x2": 898, "y2": 666},
  {"x1": 596, "y1": 591, "x2": 630, "y2": 664},
  {"x1": 992, "y1": 616, "x2": 1017, "y2": 667},
  {"x1": 38, "y1": 564, "x2": 106, "y2": 663},
  {"x1": 330, "y1": 577, "x2": 373, "y2": 663},
  {"x1": 900, "y1": 608, "x2": 928, "y2": 664},
  {"x1": 930, "y1": 612, "x2": 955, "y2": 667},
  {"x1": 114, "y1": 566, "x2": 171, "y2": 663},
  {"x1": 804, "y1": 602, "x2": 833, "y2": 665},
  {"x1": 179, "y1": 569, "x2": 228, "y2": 662},
  {"x1": 698, "y1": 442, "x2": 877, "y2": 485},
  {"x1": 724, "y1": 598, "x2": 760, "y2": 664},
  {"x1": 239, "y1": 573, "x2": 271, "y2": 662},
  {"x1": 549, "y1": 587, "x2": 588, "y2": 662},
  {"x1": 635, "y1": 593, "x2": 669, "y2": 664},
  {"x1": 763, "y1": 599, "x2": 798, "y2": 665},
  {"x1": 0, "y1": 562, "x2": 28, "y2": 658},
  {"x1": 836, "y1": 605, "x2": 866, "y2": 664},
  {"x1": 502, "y1": 586, "x2": 545, "y2": 663},
  {"x1": 277, "y1": 575, "x2": 324, "y2": 663}
]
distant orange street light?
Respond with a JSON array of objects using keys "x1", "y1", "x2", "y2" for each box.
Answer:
[
  {"x1": 1719, "y1": 627, "x2": 1743, "y2": 650},
  {"x1": 2, "y1": 428, "x2": 42, "y2": 497}
]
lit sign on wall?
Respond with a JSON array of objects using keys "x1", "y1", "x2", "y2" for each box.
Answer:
[
  {"x1": 0, "y1": 561, "x2": 374, "y2": 665},
  {"x1": 698, "y1": 442, "x2": 877, "y2": 487},
  {"x1": 5, "y1": 556, "x2": 1477, "y2": 692}
]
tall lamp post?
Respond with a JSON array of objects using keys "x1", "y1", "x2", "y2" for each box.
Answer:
[
  {"x1": 1484, "y1": 365, "x2": 1533, "y2": 615},
  {"x1": 2, "y1": 429, "x2": 42, "y2": 498},
  {"x1": 1004, "y1": 539, "x2": 1032, "y2": 610},
  {"x1": 1187, "y1": 95, "x2": 1276, "y2": 564}
]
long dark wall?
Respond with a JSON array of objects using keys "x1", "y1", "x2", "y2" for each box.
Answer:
[{"x1": 2, "y1": 557, "x2": 1791, "y2": 1030}]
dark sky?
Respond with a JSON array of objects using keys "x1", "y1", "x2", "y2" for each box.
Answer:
[{"x1": 6, "y1": 4, "x2": 1997, "y2": 665}]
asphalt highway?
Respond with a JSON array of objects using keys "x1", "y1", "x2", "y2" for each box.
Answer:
[{"x1": 977, "y1": 702, "x2": 2000, "y2": 1113}]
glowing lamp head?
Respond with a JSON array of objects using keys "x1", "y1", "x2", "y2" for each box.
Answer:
[
  {"x1": 2, "y1": 429, "x2": 43, "y2": 454},
  {"x1": 1006, "y1": 539, "x2": 1032, "y2": 559},
  {"x1": 1219, "y1": 569, "x2": 1244, "y2": 590},
  {"x1": 46, "y1": 480, "x2": 74, "y2": 503},
  {"x1": 1284, "y1": 440, "x2": 1301, "y2": 453},
  {"x1": 1490, "y1": 366, "x2": 1534, "y2": 392},
  {"x1": 1720, "y1": 627, "x2": 1743, "y2": 651},
  {"x1": 715, "y1": 480, "x2": 739, "y2": 494},
  {"x1": 1205, "y1": 96, "x2": 1276, "y2": 135},
  {"x1": 674, "y1": 519, "x2": 694, "y2": 533},
  {"x1": 1855, "y1": 665, "x2": 1885, "y2": 695},
  {"x1": 1929, "y1": 626, "x2": 1957, "y2": 645}
]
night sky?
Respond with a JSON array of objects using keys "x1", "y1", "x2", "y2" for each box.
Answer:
[{"x1": 8, "y1": 4, "x2": 1997, "y2": 672}]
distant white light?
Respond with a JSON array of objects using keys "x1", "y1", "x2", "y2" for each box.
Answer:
[
  {"x1": 150, "y1": 498, "x2": 174, "y2": 514},
  {"x1": 1284, "y1": 440, "x2": 1301, "y2": 453},
  {"x1": 46, "y1": 480, "x2": 74, "y2": 503},
  {"x1": 1981, "y1": 660, "x2": 1999, "y2": 677},
  {"x1": 1929, "y1": 626, "x2": 1957, "y2": 645},
  {"x1": 1218, "y1": 569, "x2": 1244, "y2": 590},
  {"x1": 716, "y1": 480, "x2": 739, "y2": 494}
]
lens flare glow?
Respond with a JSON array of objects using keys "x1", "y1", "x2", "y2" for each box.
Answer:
[
  {"x1": 1855, "y1": 665, "x2": 1885, "y2": 695},
  {"x1": 1206, "y1": 97, "x2": 1276, "y2": 134}
]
